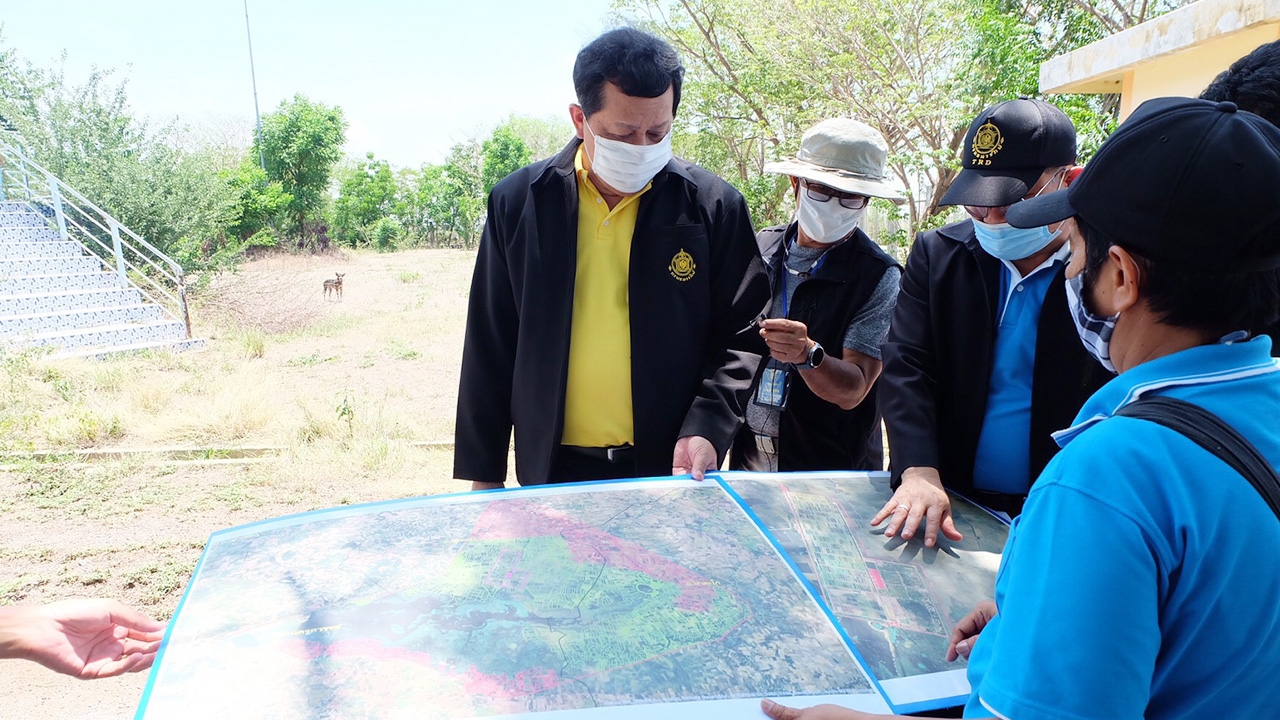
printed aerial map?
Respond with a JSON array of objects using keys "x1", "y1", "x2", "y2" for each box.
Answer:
[
  {"x1": 137, "y1": 479, "x2": 886, "y2": 719},
  {"x1": 722, "y1": 472, "x2": 1007, "y2": 708}
]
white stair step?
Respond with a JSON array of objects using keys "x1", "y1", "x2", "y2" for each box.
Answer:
[
  {"x1": 2, "y1": 320, "x2": 189, "y2": 351},
  {"x1": 0, "y1": 240, "x2": 86, "y2": 259},
  {"x1": 51, "y1": 337, "x2": 205, "y2": 360},
  {"x1": 0, "y1": 272, "x2": 125, "y2": 293},
  {"x1": 0, "y1": 225, "x2": 59, "y2": 241},
  {"x1": 0, "y1": 213, "x2": 51, "y2": 228},
  {"x1": 0, "y1": 256, "x2": 103, "y2": 275},
  {"x1": 0, "y1": 287, "x2": 144, "y2": 315},
  {"x1": 0, "y1": 304, "x2": 168, "y2": 336}
]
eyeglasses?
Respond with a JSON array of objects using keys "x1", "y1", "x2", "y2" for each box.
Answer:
[
  {"x1": 964, "y1": 168, "x2": 1068, "y2": 222},
  {"x1": 804, "y1": 181, "x2": 870, "y2": 210}
]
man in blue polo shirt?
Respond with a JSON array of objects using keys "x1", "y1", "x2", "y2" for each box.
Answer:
[
  {"x1": 877, "y1": 99, "x2": 1108, "y2": 545},
  {"x1": 762, "y1": 98, "x2": 1280, "y2": 720}
]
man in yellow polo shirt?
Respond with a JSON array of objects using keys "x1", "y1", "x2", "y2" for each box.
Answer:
[{"x1": 454, "y1": 28, "x2": 768, "y2": 487}]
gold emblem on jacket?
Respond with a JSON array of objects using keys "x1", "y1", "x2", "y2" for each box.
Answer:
[
  {"x1": 669, "y1": 249, "x2": 696, "y2": 281},
  {"x1": 971, "y1": 121, "x2": 1004, "y2": 165}
]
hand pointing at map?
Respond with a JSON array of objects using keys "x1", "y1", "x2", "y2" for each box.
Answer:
[{"x1": 673, "y1": 435, "x2": 718, "y2": 481}]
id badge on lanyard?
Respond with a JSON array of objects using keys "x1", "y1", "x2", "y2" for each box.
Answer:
[
  {"x1": 755, "y1": 358, "x2": 791, "y2": 409},
  {"x1": 755, "y1": 240, "x2": 827, "y2": 411}
]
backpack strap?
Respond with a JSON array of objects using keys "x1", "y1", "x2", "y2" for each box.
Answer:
[{"x1": 1114, "y1": 395, "x2": 1280, "y2": 520}]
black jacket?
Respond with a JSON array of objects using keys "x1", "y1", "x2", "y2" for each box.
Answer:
[
  {"x1": 879, "y1": 220, "x2": 1109, "y2": 496},
  {"x1": 732, "y1": 223, "x2": 898, "y2": 471},
  {"x1": 454, "y1": 139, "x2": 769, "y2": 485}
]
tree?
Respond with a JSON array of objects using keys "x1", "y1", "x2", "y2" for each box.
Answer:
[
  {"x1": 481, "y1": 125, "x2": 532, "y2": 195},
  {"x1": 255, "y1": 94, "x2": 346, "y2": 246},
  {"x1": 222, "y1": 160, "x2": 291, "y2": 242},
  {"x1": 332, "y1": 152, "x2": 398, "y2": 246},
  {"x1": 498, "y1": 114, "x2": 574, "y2": 160},
  {"x1": 617, "y1": 0, "x2": 1188, "y2": 241}
]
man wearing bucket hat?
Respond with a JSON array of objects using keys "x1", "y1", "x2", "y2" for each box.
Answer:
[
  {"x1": 875, "y1": 98, "x2": 1108, "y2": 546},
  {"x1": 729, "y1": 119, "x2": 904, "y2": 472},
  {"x1": 762, "y1": 96, "x2": 1280, "y2": 720}
]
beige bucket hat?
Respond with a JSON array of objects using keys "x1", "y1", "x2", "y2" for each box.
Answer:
[{"x1": 764, "y1": 118, "x2": 907, "y2": 203}]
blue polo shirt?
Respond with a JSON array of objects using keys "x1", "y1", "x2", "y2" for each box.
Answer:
[
  {"x1": 964, "y1": 335, "x2": 1280, "y2": 720},
  {"x1": 971, "y1": 248, "x2": 1068, "y2": 495}
]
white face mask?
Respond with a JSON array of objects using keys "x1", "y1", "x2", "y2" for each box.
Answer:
[
  {"x1": 584, "y1": 121, "x2": 673, "y2": 194},
  {"x1": 796, "y1": 190, "x2": 866, "y2": 244}
]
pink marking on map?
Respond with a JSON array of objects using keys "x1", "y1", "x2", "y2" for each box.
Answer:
[
  {"x1": 470, "y1": 499, "x2": 716, "y2": 611},
  {"x1": 869, "y1": 568, "x2": 886, "y2": 590},
  {"x1": 463, "y1": 665, "x2": 564, "y2": 698}
]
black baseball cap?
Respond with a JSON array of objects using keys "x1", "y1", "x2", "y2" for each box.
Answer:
[
  {"x1": 940, "y1": 98, "x2": 1078, "y2": 207},
  {"x1": 1006, "y1": 97, "x2": 1280, "y2": 272}
]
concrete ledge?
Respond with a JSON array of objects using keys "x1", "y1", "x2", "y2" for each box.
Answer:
[{"x1": 1041, "y1": 0, "x2": 1280, "y2": 94}]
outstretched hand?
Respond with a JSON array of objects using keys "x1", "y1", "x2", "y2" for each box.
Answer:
[
  {"x1": 869, "y1": 466, "x2": 962, "y2": 548},
  {"x1": 673, "y1": 435, "x2": 718, "y2": 481},
  {"x1": 0, "y1": 599, "x2": 166, "y2": 679}
]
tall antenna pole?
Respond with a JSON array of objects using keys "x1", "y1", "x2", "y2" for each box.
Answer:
[{"x1": 243, "y1": 0, "x2": 267, "y2": 172}]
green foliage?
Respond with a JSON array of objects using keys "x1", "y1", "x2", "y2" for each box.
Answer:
[
  {"x1": 408, "y1": 143, "x2": 486, "y2": 248},
  {"x1": 330, "y1": 116, "x2": 558, "y2": 251},
  {"x1": 498, "y1": 114, "x2": 574, "y2": 160},
  {"x1": 0, "y1": 40, "x2": 241, "y2": 269},
  {"x1": 223, "y1": 160, "x2": 291, "y2": 240},
  {"x1": 481, "y1": 125, "x2": 533, "y2": 195},
  {"x1": 369, "y1": 216, "x2": 402, "y2": 253},
  {"x1": 620, "y1": 0, "x2": 1185, "y2": 237},
  {"x1": 335, "y1": 393, "x2": 355, "y2": 436},
  {"x1": 255, "y1": 94, "x2": 347, "y2": 246},
  {"x1": 332, "y1": 152, "x2": 399, "y2": 246}
]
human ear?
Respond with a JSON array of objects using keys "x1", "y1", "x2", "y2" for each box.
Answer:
[
  {"x1": 1063, "y1": 165, "x2": 1084, "y2": 187},
  {"x1": 1107, "y1": 245, "x2": 1143, "y2": 315},
  {"x1": 569, "y1": 104, "x2": 586, "y2": 139}
]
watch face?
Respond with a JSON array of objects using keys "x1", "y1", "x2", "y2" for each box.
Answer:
[{"x1": 809, "y1": 344, "x2": 825, "y2": 368}]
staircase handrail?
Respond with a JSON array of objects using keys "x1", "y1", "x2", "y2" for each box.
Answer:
[{"x1": 0, "y1": 140, "x2": 192, "y2": 338}]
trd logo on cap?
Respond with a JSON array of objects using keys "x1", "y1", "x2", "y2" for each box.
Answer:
[{"x1": 972, "y1": 121, "x2": 1004, "y2": 166}]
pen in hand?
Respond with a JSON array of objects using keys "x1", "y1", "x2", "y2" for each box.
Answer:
[{"x1": 737, "y1": 312, "x2": 767, "y2": 335}]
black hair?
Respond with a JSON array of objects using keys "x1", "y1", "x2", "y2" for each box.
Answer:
[
  {"x1": 1078, "y1": 218, "x2": 1280, "y2": 338},
  {"x1": 573, "y1": 28, "x2": 684, "y2": 118},
  {"x1": 1201, "y1": 40, "x2": 1280, "y2": 128}
]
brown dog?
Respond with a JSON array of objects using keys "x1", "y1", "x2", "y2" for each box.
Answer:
[{"x1": 323, "y1": 273, "x2": 345, "y2": 301}]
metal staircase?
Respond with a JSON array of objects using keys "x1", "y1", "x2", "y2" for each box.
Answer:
[{"x1": 0, "y1": 140, "x2": 203, "y2": 358}]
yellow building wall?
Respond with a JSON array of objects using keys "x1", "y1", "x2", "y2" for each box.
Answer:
[{"x1": 1121, "y1": 23, "x2": 1280, "y2": 119}]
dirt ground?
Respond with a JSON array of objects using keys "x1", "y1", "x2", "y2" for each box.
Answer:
[{"x1": 0, "y1": 248, "x2": 505, "y2": 717}]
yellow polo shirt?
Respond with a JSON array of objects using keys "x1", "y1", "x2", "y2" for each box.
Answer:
[{"x1": 561, "y1": 147, "x2": 650, "y2": 447}]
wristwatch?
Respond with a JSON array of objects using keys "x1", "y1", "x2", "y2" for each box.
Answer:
[{"x1": 805, "y1": 341, "x2": 826, "y2": 369}]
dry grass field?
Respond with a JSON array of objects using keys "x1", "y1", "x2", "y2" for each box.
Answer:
[{"x1": 0, "y1": 248, "x2": 501, "y2": 718}]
